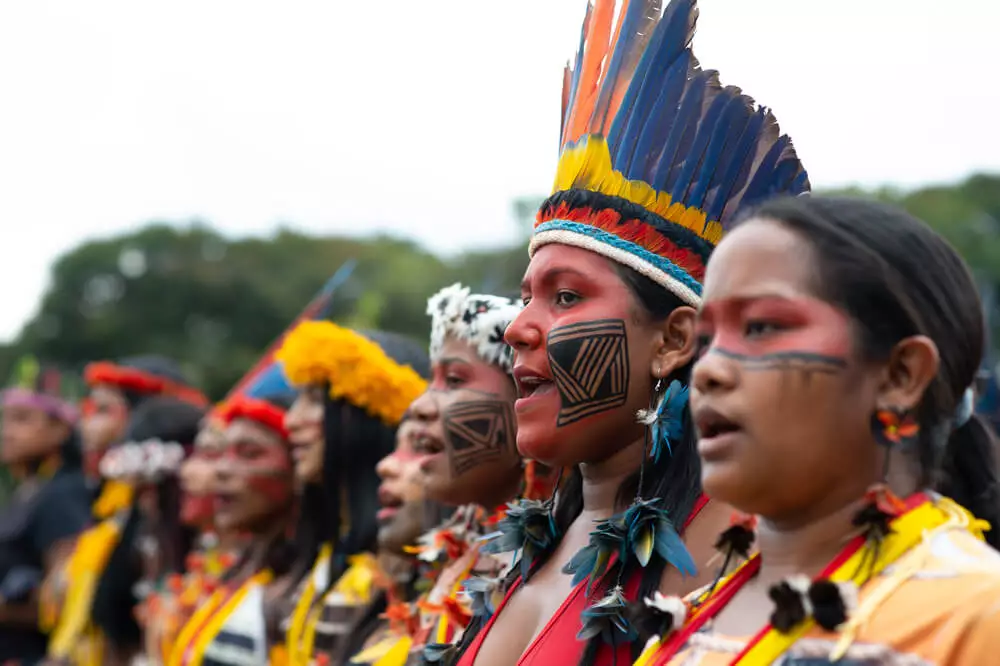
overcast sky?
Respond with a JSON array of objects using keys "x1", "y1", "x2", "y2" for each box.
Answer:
[{"x1": 1, "y1": 0, "x2": 998, "y2": 341}]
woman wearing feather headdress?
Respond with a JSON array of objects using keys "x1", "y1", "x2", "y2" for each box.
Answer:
[
  {"x1": 454, "y1": 1, "x2": 808, "y2": 664},
  {"x1": 273, "y1": 321, "x2": 429, "y2": 666},
  {"x1": 636, "y1": 198, "x2": 1000, "y2": 665}
]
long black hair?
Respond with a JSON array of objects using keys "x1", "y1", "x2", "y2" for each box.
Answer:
[
  {"x1": 90, "y1": 395, "x2": 205, "y2": 651},
  {"x1": 291, "y1": 330, "x2": 431, "y2": 590},
  {"x1": 747, "y1": 195, "x2": 1000, "y2": 545},
  {"x1": 457, "y1": 256, "x2": 704, "y2": 664}
]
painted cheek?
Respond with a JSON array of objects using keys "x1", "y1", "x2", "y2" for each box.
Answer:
[
  {"x1": 546, "y1": 318, "x2": 630, "y2": 426},
  {"x1": 247, "y1": 473, "x2": 293, "y2": 503},
  {"x1": 181, "y1": 495, "x2": 214, "y2": 524},
  {"x1": 442, "y1": 399, "x2": 516, "y2": 478}
]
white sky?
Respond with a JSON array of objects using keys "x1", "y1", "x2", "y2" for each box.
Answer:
[{"x1": 1, "y1": 0, "x2": 999, "y2": 342}]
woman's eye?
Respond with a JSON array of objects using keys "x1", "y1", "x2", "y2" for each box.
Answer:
[
  {"x1": 521, "y1": 296, "x2": 531, "y2": 307},
  {"x1": 555, "y1": 290, "x2": 580, "y2": 307},
  {"x1": 745, "y1": 321, "x2": 783, "y2": 338},
  {"x1": 445, "y1": 374, "x2": 466, "y2": 388}
]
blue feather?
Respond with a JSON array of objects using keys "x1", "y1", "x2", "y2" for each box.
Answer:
[
  {"x1": 625, "y1": 52, "x2": 690, "y2": 179},
  {"x1": 610, "y1": 0, "x2": 697, "y2": 170},
  {"x1": 654, "y1": 519, "x2": 697, "y2": 576},
  {"x1": 686, "y1": 93, "x2": 754, "y2": 210},
  {"x1": 650, "y1": 380, "x2": 689, "y2": 461},
  {"x1": 611, "y1": 19, "x2": 675, "y2": 170},
  {"x1": 650, "y1": 70, "x2": 713, "y2": 191},
  {"x1": 739, "y1": 146, "x2": 807, "y2": 212},
  {"x1": 666, "y1": 88, "x2": 734, "y2": 202},
  {"x1": 589, "y1": 0, "x2": 661, "y2": 134},
  {"x1": 738, "y1": 135, "x2": 790, "y2": 205},
  {"x1": 791, "y1": 169, "x2": 810, "y2": 194},
  {"x1": 701, "y1": 107, "x2": 769, "y2": 222},
  {"x1": 563, "y1": 2, "x2": 593, "y2": 145}
]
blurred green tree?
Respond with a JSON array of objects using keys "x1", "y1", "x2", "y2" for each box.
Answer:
[{"x1": 7, "y1": 176, "x2": 1000, "y2": 400}]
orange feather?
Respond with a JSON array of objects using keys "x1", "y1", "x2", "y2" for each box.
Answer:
[{"x1": 565, "y1": 0, "x2": 615, "y2": 145}]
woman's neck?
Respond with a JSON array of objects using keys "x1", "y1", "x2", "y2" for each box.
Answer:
[
  {"x1": 478, "y1": 463, "x2": 524, "y2": 512},
  {"x1": 579, "y1": 435, "x2": 646, "y2": 520},
  {"x1": 239, "y1": 513, "x2": 293, "y2": 578},
  {"x1": 755, "y1": 462, "x2": 921, "y2": 586},
  {"x1": 754, "y1": 498, "x2": 863, "y2": 586}
]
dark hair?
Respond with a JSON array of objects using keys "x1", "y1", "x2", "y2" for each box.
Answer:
[
  {"x1": 117, "y1": 355, "x2": 195, "y2": 408},
  {"x1": 292, "y1": 330, "x2": 431, "y2": 593},
  {"x1": 91, "y1": 395, "x2": 206, "y2": 651},
  {"x1": 748, "y1": 195, "x2": 1000, "y2": 545},
  {"x1": 457, "y1": 264, "x2": 703, "y2": 664}
]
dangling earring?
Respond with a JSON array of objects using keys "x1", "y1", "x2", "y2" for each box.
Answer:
[
  {"x1": 636, "y1": 378, "x2": 689, "y2": 462},
  {"x1": 871, "y1": 407, "x2": 919, "y2": 449}
]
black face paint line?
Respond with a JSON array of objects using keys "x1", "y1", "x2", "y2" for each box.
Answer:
[
  {"x1": 443, "y1": 400, "x2": 515, "y2": 477},
  {"x1": 713, "y1": 348, "x2": 847, "y2": 374},
  {"x1": 546, "y1": 318, "x2": 630, "y2": 427}
]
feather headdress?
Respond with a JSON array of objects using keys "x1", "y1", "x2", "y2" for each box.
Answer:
[{"x1": 532, "y1": 0, "x2": 809, "y2": 305}]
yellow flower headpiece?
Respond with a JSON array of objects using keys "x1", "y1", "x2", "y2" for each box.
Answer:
[{"x1": 275, "y1": 321, "x2": 426, "y2": 426}]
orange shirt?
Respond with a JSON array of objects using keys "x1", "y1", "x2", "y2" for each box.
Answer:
[{"x1": 658, "y1": 527, "x2": 1000, "y2": 665}]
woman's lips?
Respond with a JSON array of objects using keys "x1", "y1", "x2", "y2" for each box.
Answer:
[
  {"x1": 693, "y1": 406, "x2": 743, "y2": 461},
  {"x1": 376, "y1": 506, "x2": 400, "y2": 522},
  {"x1": 513, "y1": 366, "x2": 556, "y2": 411}
]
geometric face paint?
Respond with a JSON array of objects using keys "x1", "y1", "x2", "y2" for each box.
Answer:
[
  {"x1": 547, "y1": 318, "x2": 630, "y2": 426},
  {"x1": 696, "y1": 296, "x2": 851, "y2": 374},
  {"x1": 443, "y1": 399, "x2": 515, "y2": 477}
]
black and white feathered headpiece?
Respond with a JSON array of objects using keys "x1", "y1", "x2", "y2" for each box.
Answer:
[{"x1": 427, "y1": 283, "x2": 522, "y2": 373}]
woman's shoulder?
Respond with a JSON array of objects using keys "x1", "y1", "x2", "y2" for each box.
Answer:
[{"x1": 800, "y1": 529, "x2": 1000, "y2": 664}]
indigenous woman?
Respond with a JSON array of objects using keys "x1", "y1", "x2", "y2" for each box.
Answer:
[
  {"x1": 166, "y1": 365, "x2": 298, "y2": 666},
  {"x1": 44, "y1": 355, "x2": 207, "y2": 666},
  {"x1": 140, "y1": 407, "x2": 241, "y2": 665},
  {"x1": 89, "y1": 394, "x2": 205, "y2": 665},
  {"x1": 78, "y1": 356, "x2": 208, "y2": 483},
  {"x1": 275, "y1": 321, "x2": 429, "y2": 666},
  {"x1": 352, "y1": 284, "x2": 533, "y2": 665},
  {"x1": 0, "y1": 358, "x2": 90, "y2": 666},
  {"x1": 457, "y1": 1, "x2": 808, "y2": 664},
  {"x1": 638, "y1": 196, "x2": 1000, "y2": 665},
  {"x1": 348, "y1": 414, "x2": 452, "y2": 664}
]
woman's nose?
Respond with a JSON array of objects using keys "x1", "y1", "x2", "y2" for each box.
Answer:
[{"x1": 505, "y1": 307, "x2": 542, "y2": 352}]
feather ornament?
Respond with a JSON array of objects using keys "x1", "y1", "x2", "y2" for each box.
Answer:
[
  {"x1": 562, "y1": 0, "x2": 616, "y2": 146},
  {"x1": 563, "y1": 498, "x2": 696, "y2": 595},
  {"x1": 628, "y1": 591, "x2": 688, "y2": 643},
  {"x1": 480, "y1": 499, "x2": 559, "y2": 580},
  {"x1": 550, "y1": 0, "x2": 808, "y2": 254},
  {"x1": 577, "y1": 585, "x2": 636, "y2": 642},
  {"x1": 588, "y1": 0, "x2": 663, "y2": 136},
  {"x1": 636, "y1": 379, "x2": 689, "y2": 461}
]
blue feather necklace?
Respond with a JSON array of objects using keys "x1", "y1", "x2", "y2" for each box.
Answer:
[{"x1": 568, "y1": 379, "x2": 697, "y2": 645}]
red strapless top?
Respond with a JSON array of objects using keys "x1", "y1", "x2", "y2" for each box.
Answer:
[{"x1": 457, "y1": 495, "x2": 709, "y2": 666}]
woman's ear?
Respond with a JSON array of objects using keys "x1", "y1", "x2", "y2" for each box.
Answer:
[
  {"x1": 649, "y1": 306, "x2": 698, "y2": 380},
  {"x1": 875, "y1": 335, "x2": 940, "y2": 410}
]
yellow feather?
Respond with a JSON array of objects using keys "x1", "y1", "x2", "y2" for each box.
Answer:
[
  {"x1": 635, "y1": 523, "x2": 655, "y2": 568},
  {"x1": 549, "y1": 136, "x2": 719, "y2": 246}
]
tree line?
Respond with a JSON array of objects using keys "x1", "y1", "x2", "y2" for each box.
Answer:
[{"x1": 3, "y1": 176, "x2": 1000, "y2": 401}]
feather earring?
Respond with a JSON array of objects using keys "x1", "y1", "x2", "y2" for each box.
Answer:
[
  {"x1": 636, "y1": 379, "x2": 689, "y2": 462},
  {"x1": 571, "y1": 375, "x2": 697, "y2": 646}
]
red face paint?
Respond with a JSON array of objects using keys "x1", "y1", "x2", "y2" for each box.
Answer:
[
  {"x1": 246, "y1": 473, "x2": 294, "y2": 504},
  {"x1": 179, "y1": 494, "x2": 214, "y2": 527},
  {"x1": 214, "y1": 419, "x2": 295, "y2": 532},
  {"x1": 696, "y1": 296, "x2": 852, "y2": 371}
]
